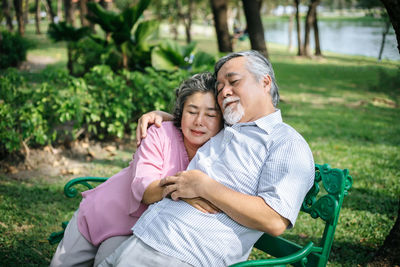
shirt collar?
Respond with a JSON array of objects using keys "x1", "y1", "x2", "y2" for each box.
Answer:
[
  {"x1": 254, "y1": 109, "x2": 283, "y2": 134},
  {"x1": 225, "y1": 109, "x2": 282, "y2": 134}
]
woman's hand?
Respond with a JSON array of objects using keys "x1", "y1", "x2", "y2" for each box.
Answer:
[
  {"x1": 182, "y1": 197, "x2": 221, "y2": 214},
  {"x1": 136, "y1": 111, "x2": 174, "y2": 146}
]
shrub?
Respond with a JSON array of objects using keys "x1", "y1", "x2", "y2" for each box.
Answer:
[
  {"x1": 0, "y1": 65, "x2": 193, "y2": 155},
  {"x1": 69, "y1": 37, "x2": 108, "y2": 77},
  {"x1": 125, "y1": 66, "x2": 190, "y2": 120},
  {"x1": 0, "y1": 68, "x2": 86, "y2": 154},
  {"x1": 0, "y1": 68, "x2": 50, "y2": 153},
  {"x1": 0, "y1": 31, "x2": 32, "y2": 69}
]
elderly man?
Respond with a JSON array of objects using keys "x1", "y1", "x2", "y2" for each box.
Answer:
[{"x1": 99, "y1": 50, "x2": 315, "y2": 267}]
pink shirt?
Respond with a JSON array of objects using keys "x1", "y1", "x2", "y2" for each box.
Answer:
[{"x1": 77, "y1": 122, "x2": 189, "y2": 246}]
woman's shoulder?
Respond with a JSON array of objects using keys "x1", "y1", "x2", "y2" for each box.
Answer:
[{"x1": 146, "y1": 121, "x2": 181, "y2": 140}]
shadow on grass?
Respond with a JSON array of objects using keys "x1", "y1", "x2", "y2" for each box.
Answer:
[
  {"x1": 271, "y1": 232, "x2": 376, "y2": 266},
  {"x1": 0, "y1": 177, "x2": 80, "y2": 266},
  {"x1": 344, "y1": 187, "x2": 399, "y2": 216},
  {"x1": 328, "y1": 239, "x2": 376, "y2": 266}
]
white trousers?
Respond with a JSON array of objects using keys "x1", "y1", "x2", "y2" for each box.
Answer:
[
  {"x1": 50, "y1": 211, "x2": 130, "y2": 267},
  {"x1": 98, "y1": 234, "x2": 193, "y2": 267}
]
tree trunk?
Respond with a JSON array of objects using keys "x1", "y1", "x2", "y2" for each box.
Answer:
[
  {"x1": 184, "y1": 0, "x2": 194, "y2": 44},
  {"x1": 13, "y1": 0, "x2": 25, "y2": 35},
  {"x1": 367, "y1": 199, "x2": 400, "y2": 266},
  {"x1": 242, "y1": 0, "x2": 268, "y2": 58},
  {"x1": 64, "y1": 0, "x2": 75, "y2": 26},
  {"x1": 313, "y1": 5, "x2": 322, "y2": 56},
  {"x1": 288, "y1": 9, "x2": 294, "y2": 52},
  {"x1": 294, "y1": 0, "x2": 304, "y2": 56},
  {"x1": 57, "y1": 0, "x2": 62, "y2": 19},
  {"x1": 43, "y1": 0, "x2": 55, "y2": 23},
  {"x1": 177, "y1": 0, "x2": 193, "y2": 44},
  {"x1": 378, "y1": 18, "x2": 391, "y2": 61},
  {"x1": 23, "y1": 0, "x2": 29, "y2": 24},
  {"x1": 303, "y1": 0, "x2": 320, "y2": 56},
  {"x1": 210, "y1": 0, "x2": 232, "y2": 53},
  {"x1": 35, "y1": 0, "x2": 41, "y2": 34},
  {"x1": 79, "y1": 0, "x2": 89, "y2": 27},
  {"x1": 99, "y1": 0, "x2": 106, "y2": 9},
  {"x1": 303, "y1": 2, "x2": 313, "y2": 56},
  {"x1": 380, "y1": 0, "x2": 400, "y2": 54},
  {"x1": 2, "y1": 0, "x2": 14, "y2": 31}
]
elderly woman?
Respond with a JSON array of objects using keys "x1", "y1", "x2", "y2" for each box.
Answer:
[{"x1": 50, "y1": 72, "x2": 223, "y2": 266}]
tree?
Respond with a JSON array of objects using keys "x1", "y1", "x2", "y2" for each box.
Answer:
[
  {"x1": 210, "y1": 0, "x2": 232, "y2": 52},
  {"x1": 79, "y1": 0, "x2": 90, "y2": 27},
  {"x1": 294, "y1": 0, "x2": 304, "y2": 56},
  {"x1": 303, "y1": 0, "x2": 321, "y2": 56},
  {"x1": 13, "y1": 0, "x2": 25, "y2": 35},
  {"x1": 23, "y1": 0, "x2": 28, "y2": 24},
  {"x1": 48, "y1": 22, "x2": 91, "y2": 73},
  {"x1": 359, "y1": 0, "x2": 394, "y2": 60},
  {"x1": 242, "y1": 0, "x2": 268, "y2": 58},
  {"x1": 2, "y1": 0, "x2": 14, "y2": 31},
  {"x1": 313, "y1": 0, "x2": 321, "y2": 56},
  {"x1": 378, "y1": 12, "x2": 391, "y2": 61},
  {"x1": 288, "y1": 5, "x2": 295, "y2": 52},
  {"x1": 367, "y1": 1, "x2": 400, "y2": 265},
  {"x1": 380, "y1": 0, "x2": 400, "y2": 53},
  {"x1": 85, "y1": 0, "x2": 158, "y2": 70},
  {"x1": 64, "y1": 0, "x2": 75, "y2": 26},
  {"x1": 35, "y1": 0, "x2": 41, "y2": 34},
  {"x1": 44, "y1": 0, "x2": 56, "y2": 23},
  {"x1": 176, "y1": 0, "x2": 194, "y2": 44}
]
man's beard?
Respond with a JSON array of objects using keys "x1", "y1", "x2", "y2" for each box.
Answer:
[{"x1": 222, "y1": 97, "x2": 244, "y2": 125}]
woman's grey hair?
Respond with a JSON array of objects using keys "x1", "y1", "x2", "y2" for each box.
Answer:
[
  {"x1": 173, "y1": 72, "x2": 218, "y2": 128},
  {"x1": 214, "y1": 50, "x2": 280, "y2": 107}
]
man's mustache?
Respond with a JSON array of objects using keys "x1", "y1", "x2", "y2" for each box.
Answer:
[{"x1": 222, "y1": 97, "x2": 241, "y2": 109}]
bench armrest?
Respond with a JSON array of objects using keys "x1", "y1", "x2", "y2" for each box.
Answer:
[
  {"x1": 230, "y1": 242, "x2": 316, "y2": 267},
  {"x1": 64, "y1": 177, "x2": 108, "y2": 198}
]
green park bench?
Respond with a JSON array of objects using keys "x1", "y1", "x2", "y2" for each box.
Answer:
[{"x1": 48, "y1": 163, "x2": 353, "y2": 267}]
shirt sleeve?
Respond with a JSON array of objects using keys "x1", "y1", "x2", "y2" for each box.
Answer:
[
  {"x1": 257, "y1": 138, "x2": 315, "y2": 228},
  {"x1": 130, "y1": 125, "x2": 167, "y2": 214}
]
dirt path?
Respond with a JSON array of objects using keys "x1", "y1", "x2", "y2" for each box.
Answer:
[{"x1": 19, "y1": 54, "x2": 59, "y2": 72}]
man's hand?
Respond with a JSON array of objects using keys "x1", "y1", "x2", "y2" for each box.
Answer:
[
  {"x1": 160, "y1": 170, "x2": 211, "y2": 200},
  {"x1": 161, "y1": 169, "x2": 289, "y2": 236},
  {"x1": 136, "y1": 111, "x2": 174, "y2": 146},
  {"x1": 182, "y1": 197, "x2": 221, "y2": 214}
]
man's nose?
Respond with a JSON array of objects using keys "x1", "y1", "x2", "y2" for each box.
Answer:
[{"x1": 221, "y1": 85, "x2": 233, "y2": 98}]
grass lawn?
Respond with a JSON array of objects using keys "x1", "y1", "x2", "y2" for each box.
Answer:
[{"x1": 0, "y1": 23, "x2": 399, "y2": 266}]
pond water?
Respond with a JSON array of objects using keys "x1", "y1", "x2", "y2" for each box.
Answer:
[{"x1": 263, "y1": 19, "x2": 400, "y2": 61}]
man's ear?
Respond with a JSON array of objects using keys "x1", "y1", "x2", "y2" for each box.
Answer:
[{"x1": 262, "y1": 75, "x2": 272, "y2": 93}]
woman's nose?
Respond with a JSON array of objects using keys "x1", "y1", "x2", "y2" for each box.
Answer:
[{"x1": 194, "y1": 114, "x2": 203, "y2": 126}]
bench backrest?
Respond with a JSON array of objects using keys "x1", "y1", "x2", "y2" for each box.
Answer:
[{"x1": 252, "y1": 164, "x2": 353, "y2": 267}]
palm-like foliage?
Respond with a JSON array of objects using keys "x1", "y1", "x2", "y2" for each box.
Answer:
[
  {"x1": 86, "y1": 0, "x2": 158, "y2": 70},
  {"x1": 48, "y1": 22, "x2": 91, "y2": 42},
  {"x1": 48, "y1": 22, "x2": 91, "y2": 73},
  {"x1": 151, "y1": 40, "x2": 216, "y2": 71}
]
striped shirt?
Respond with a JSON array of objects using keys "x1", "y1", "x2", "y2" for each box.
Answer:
[{"x1": 133, "y1": 109, "x2": 315, "y2": 267}]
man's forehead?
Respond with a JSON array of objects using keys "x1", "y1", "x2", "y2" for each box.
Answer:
[
  {"x1": 217, "y1": 58, "x2": 246, "y2": 77},
  {"x1": 223, "y1": 72, "x2": 240, "y2": 78}
]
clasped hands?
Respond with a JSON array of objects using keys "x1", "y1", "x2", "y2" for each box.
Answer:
[{"x1": 160, "y1": 169, "x2": 221, "y2": 214}]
